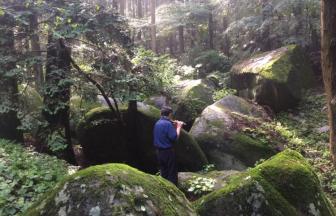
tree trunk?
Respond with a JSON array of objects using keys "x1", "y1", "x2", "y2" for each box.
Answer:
[
  {"x1": 150, "y1": 0, "x2": 157, "y2": 52},
  {"x1": 137, "y1": 0, "x2": 143, "y2": 40},
  {"x1": 30, "y1": 12, "x2": 44, "y2": 93},
  {"x1": 43, "y1": 36, "x2": 76, "y2": 164},
  {"x1": 127, "y1": 0, "x2": 132, "y2": 16},
  {"x1": 120, "y1": 0, "x2": 126, "y2": 15},
  {"x1": 112, "y1": 0, "x2": 118, "y2": 10},
  {"x1": 178, "y1": 26, "x2": 184, "y2": 53},
  {"x1": 0, "y1": 14, "x2": 23, "y2": 142},
  {"x1": 208, "y1": 11, "x2": 214, "y2": 49},
  {"x1": 321, "y1": 0, "x2": 336, "y2": 166}
]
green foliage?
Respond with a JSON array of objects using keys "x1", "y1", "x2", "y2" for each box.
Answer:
[
  {"x1": 212, "y1": 88, "x2": 237, "y2": 101},
  {"x1": 0, "y1": 139, "x2": 70, "y2": 216},
  {"x1": 275, "y1": 90, "x2": 336, "y2": 206},
  {"x1": 224, "y1": 0, "x2": 320, "y2": 60},
  {"x1": 46, "y1": 131, "x2": 68, "y2": 153},
  {"x1": 187, "y1": 176, "x2": 216, "y2": 196},
  {"x1": 194, "y1": 50, "x2": 231, "y2": 75},
  {"x1": 132, "y1": 48, "x2": 178, "y2": 99},
  {"x1": 201, "y1": 164, "x2": 216, "y2": 173}
]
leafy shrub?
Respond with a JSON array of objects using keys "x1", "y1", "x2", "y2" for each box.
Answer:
[
  {"x1": 275, "y1": 90, "x2": 336, "y2": 205},
  {"x1": 194, "y1": 50, "x2": 231, "y2": 77},
  {"x1": 212, "y1": 88, "x2": 237, "y2": 101},
  {"x1": 132, "y1": 48, "x2": 178, "y2": 99},
  {"x1": 201, "y1": 164, "x2": 216, "y2": 173},
  {"x1": 0, "y1": 139, "x2": 72, "y2": 216},
  {"x1": 187, "y1": 176, "x2": 216, "y2": 196}
]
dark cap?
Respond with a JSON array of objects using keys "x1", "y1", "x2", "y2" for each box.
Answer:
[{"x1": 161, "y1": 106, "x2": 173, "y2": 117}]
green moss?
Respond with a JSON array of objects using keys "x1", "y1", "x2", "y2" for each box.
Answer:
[
  {"x1": 77, "y1": 105, "x2": 207, "y2": 172},
  {"x1": 195, "y1": 150, "x2": 336, "y2": 216},
  {"x1": 175, "y1": 80, "x2": 214, "y2": 124},
  {"x1": 195, "y1": 172, "x2": 297, "y2": 216},
  {"x1": 251, "y1": 149, "x2": 336, "y2": 215},
  {"x1": 229, "y1": 133, "x2": 276, "y2": 166},
  {"x1": 23, "y1": 164, "x2": 196, "y2": 216},
  {"x1": 232, "y1": 45, "x2": 314, "y2": 85}
]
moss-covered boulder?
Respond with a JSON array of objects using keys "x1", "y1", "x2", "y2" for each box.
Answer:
[
  {"x1": 230, "y1": 45, "x2": 315, "y2": 112},
  {"x1": 195, "y1": 150, "x2": 336, "y2": 216},
  {"x1": 77, "y1": 104, "x2": 208, "y2": 173},
  {"x1": 190, "y1": 95, "x2": 283, "y2": 170},
  {"x1": 173, "y1": 79, "x2": 214, "y2": 130},
  {"x1": 69, "y1": 96, "x2": 101, "y2": 137},
  {"x1": 23, "y1": 163, "x2": 197, "y2": 216}
]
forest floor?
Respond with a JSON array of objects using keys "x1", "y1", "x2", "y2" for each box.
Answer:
[{"x1": 275, "y1": 88, "x2": 336, "y2": 206}]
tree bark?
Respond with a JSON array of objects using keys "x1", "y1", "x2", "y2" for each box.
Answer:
[
  {"x1": 137, "y1": 0, "x2": 143, "y2": 40},
  {"x1": 208, "y1": 11, "x2": 214, "y2": 49},
  {"x1": 43, "y1": 36, "x2": 76, "y2": 164},
  {"x1": 0, "y1": 14, "x2": 23, "y2": 142},
  {"x1": 321, "y1": 0, "x2": 336, "y2": 166},
  {"x1": 120, "y1": 0, "x2": 126, "y2": 15},
  {"x1": 150, "y1": 0, "x2": 157, "y2": 52},
  {"x1": 178, "y1": 26, "x2": 184, "y2": 53},
  {"x1": 30, "y1": 12, "x2": 44, "y2": 93}
]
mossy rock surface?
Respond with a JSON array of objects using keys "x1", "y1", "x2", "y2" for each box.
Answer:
[
  {"x1": 77, "y1": 104, "x2": 208, "y2": 173},
  {"x1": 230, "y1": 45, "x2": 315, "y2": 112},
  {"x1": 173, "y1": 79, "x2": 214, "y2": 130},
  {"x1": 77, "y1": 107, "x2": 128, "y2": 165},
  {"x1": 190, "y1": 95, "x2": 282, "y2": 170},
  {"x1": 23, "y1": 163, "x2": 197, "y2": 216},
  {"x1": 195, "y1": 150, "x2": 336, "y2": 216},
  {"x1": 251, "y1": 150, "x2": 336, "y2": 215}
]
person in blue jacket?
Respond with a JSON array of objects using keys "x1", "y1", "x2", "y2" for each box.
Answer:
[{"x1": 153, "y1": 106, "x2": 184, "y2": 185}]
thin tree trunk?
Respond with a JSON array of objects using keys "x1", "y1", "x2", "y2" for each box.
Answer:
[
  {"x1": 127, "y1": 0, "x2": 132, "y2": 16},
  {"x1": 321, "y1": 0, "x2": 336, "y2": 166},
  {"x1": 208, "y1": 11, "x2": 214, "y2": 49},
  {"x1": 137, "y1": 0, "x2": 143, "y2": 40},
  {"x1": 151, "y1": 0, "x2": 157, "y2": 52},
  {"x1": 120, "y1": 0, "x2": 126, "y2": 15},
  {"x1": 30, "y1": 12, "x2": 44, "y2": 93},
  {"x1": 178, "y1": 26, "x2": 184, "y2": 53}
]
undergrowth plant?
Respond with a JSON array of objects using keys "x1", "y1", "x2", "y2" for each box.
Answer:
[
  {"x1": 276, "y1": 89, "x2": 336, "y2": 205},
  {"x1": 0, "y1": 139, "x2": 72, "y2": 216}
]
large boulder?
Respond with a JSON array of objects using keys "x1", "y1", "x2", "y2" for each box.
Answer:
[
  {"x1": 190, "y1": 95, "x2": 282, "y2": 170},
  {"x1": 23, "y1": 163, "x2": 197, "y2": 216},
  {"x1": 173, "y1": 79, "x2": 214, "y2": 130},
  {"x1": 230, "y1": 45, "x2": 314, "y2": 112},
  {"x1": 77, "y1": 104, "x2": 208, "y2": 173},
  {"x1": 195, "y1": 149, "x2": 336, "y2": 216}
]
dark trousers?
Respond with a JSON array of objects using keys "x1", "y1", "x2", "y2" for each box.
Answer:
[{"x1": 157, "y1": 148, "x2": 178, "y2": 185}]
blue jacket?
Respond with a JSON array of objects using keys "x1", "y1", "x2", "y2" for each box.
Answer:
[{"x1": 153, "y1": 117, "x2": 178, "y2": 149}]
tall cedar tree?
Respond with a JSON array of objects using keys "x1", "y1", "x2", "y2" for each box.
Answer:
[
  {"x1": 0, "y1": 13, "x2": 23, "y2": 142},
  {"x1": 43, "y1": 37, "x2": 76, "y2": 164},
  {"x1": 321, "y1": 0, "x2": 336, "y2": 166}
]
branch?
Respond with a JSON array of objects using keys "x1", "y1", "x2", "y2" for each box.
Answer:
[{"x1": 69, "y1": 57, "x2": 121, "y2": 120}]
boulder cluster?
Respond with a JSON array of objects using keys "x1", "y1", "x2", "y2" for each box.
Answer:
[{"x1": 24, "y1": 45, "x2": 335, "y2": 216}]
